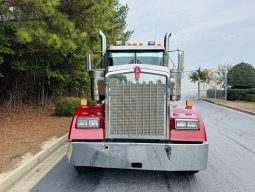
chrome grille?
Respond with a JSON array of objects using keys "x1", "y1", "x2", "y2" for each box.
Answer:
[{"x1": 107, "y1": 75, "x2": 167, "y2": 139}]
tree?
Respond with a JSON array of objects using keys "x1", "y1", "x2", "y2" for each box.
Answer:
[
  {"x1": 217, "y1": 63, "x2": 232, "y2": 80},
  {"x1": 59, "y1": 0, "x2": 133, "y2": 49},
  {"x1": 189, "y1": 68, "x2": 211, "y2": 83},
  {"x1": 227, "y1": 62, "x2": 255, "y2": 89},
  {"x1": 0, "y1": 0, "x2": 132, "y2": 105}
]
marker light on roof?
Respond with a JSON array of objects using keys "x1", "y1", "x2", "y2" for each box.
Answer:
[{"x1": 148, "y1": 41, "x2": 155, "y2": 46}]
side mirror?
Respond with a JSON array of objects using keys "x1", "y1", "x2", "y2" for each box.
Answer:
[
  {"x1": 86, "y1": 54, "x2": 92, "y2": 71},
  {"x1": 178, "y1": 52, "x2": 184, "y2": 72}
]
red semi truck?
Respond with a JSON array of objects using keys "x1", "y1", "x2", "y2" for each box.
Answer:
[{"x1": 67, "y1": 31, "x2": 208, "y2": 173}]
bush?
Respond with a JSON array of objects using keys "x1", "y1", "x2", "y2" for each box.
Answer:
[
  {"x1": 227, "y1": 88, "x2": 255, "y2": 101},
  {"x1": 245, "y1": 94, "x2": 255, "y2": 102},
  {"x1": 55, "y1": 97, "x2": 97, "y2": 116},
  {"x1": 55, "y1": 97, "x2": 81, "y2": 116},
  {"x1": 227, "y1": 62, "x2": 255, "y2": 89}
]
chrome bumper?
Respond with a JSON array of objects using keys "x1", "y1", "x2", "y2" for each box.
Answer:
[{"x1": 67, "y1": 141, "x2": 208, "y2": 171}]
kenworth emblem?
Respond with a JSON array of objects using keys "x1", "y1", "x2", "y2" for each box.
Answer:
[{"x1": 134, "y1": 66, "x2": 141, "y2": 81}]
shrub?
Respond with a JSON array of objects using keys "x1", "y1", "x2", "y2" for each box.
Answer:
[
  {"x1": 245, "y1": 94, "x2": 255, "y2": 102},
  {"x1": 55, "y1": 97, "x2": 97, "y2": 116},
  {"x1": 227, "y1": 88, "x2": 255, "y2": 101},
  {"x1": 227, "y1": 62, "x2": 255, "y2": 89},
  {"x1": 55, "y1": 97, "x2": 81, "y2": 116}
]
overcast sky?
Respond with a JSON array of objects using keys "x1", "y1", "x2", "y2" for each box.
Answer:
[{"x1": 119, "y1": 0, "x2": 255, "y2": 71}]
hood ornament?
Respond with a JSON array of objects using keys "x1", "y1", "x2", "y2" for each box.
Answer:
[{"x1": 134, "y1": 66, "x2": 141, "y2": 81}]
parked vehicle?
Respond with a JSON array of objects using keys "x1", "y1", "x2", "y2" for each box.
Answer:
[{"x1": 67, "y1": 31, "x2": 208, "y2": 173}]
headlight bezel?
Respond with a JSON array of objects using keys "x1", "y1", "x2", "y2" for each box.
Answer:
[
  {"x1": 175, "y1": 119, "x2": 199, "y2": 130},
  {"x1": 76, "y1": 118, "x2": 100, "y2": 129}
]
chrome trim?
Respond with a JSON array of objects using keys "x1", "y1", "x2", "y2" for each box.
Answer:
[
  {"x1": 68, "y1": 141, "x2": 208, "y2": 171},
  {"x1": 106, "y1": 72, "x2": 169, "y2": 139},
  {"x1": 105, "y1": 64, "x2": 170, "y2": 140},
  {"x1": 106, "y1": 64, "x2": 170, "y2": 78},
  {"x1": 89, "y1": 69, "x2": 105, "y2": 101}
]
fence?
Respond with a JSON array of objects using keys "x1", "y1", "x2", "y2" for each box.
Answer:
[
  {"x1": 182, "y1": 69, "x2": 255, "y2": 102},
  {"x1": 198, "y1": 70, "x2": 255, "y2": 102},
  {"x1": 199, "y1": 79, "x2": 227, "y2": 101}
]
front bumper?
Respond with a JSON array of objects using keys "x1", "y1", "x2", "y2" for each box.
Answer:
[{"x1": 67, "y1": 141, "x2": 208, "y2": 171}]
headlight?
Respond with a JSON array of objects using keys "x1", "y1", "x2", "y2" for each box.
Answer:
[
  {"x1": 76, "y1": 118, "x2": 100, "y2": 128},
  {"x1": 175, "y1": 119, "x2": 198, "y2": 130}
]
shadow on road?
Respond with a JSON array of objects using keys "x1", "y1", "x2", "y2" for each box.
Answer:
[{"x1": 32, "y1": 157, "x2": 199, "y2": 192}]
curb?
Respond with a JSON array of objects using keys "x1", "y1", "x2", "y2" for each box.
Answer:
[
  {"x1": 0, "y1": 134, "x2": 68, "y2": 192},
  {"x1": 201, "y1": 99, "x2": 255, "y2": 116}
]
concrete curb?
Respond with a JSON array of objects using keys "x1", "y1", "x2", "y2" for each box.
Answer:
[
  {"x1": 0, "y1": 134, "x2": 68, "y2": 192},
  {"x1": 201, "y1": 99, "x2": 255, "y2": 116}
]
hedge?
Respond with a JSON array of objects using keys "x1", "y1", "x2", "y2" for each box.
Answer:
[
  {"x1": 207, "y1": 88, "x2": 255, "y2": 101},
  {"x1": 245, "y1": 94, "x2": 255, "y2": 102},
  {"x1": 227, "y1": 88, "x2": 255, "y2": 101}
]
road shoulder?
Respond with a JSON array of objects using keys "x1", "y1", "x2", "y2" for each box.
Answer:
[
  {"x1": 201, "y1": 98, "x2": 255, "y2": 116},
  {"x1": 0, "y1": 134, "x2": 67, "y2": 192}
]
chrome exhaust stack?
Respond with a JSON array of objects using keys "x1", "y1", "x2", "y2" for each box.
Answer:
[
  {"x1": 87, "y1": 31, "x2": 106, "y2": 102},
  {"x1": 99, "y1": 30, "x2": 106, "y2": 55},
  {"x1": 164, "y1": 32, "x2": 171, "y2": 66}
]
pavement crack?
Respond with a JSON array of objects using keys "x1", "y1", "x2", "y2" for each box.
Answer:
[{"x1": 213, "y1": 128, "x2": 255, "y2": 156}]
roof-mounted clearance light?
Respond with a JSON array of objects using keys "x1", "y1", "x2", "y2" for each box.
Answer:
[
  {"x1": 127, "y1": 43, "x2": 143, "y2": 46},
  {"x1": 148, "y1": 41, "x2": 155, "y2": 46}
]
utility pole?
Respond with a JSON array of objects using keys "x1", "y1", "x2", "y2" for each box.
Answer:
[
  {"x1": 225, "y1": 70, "x2": 228, "y2": 102},
  {"x1": 214, "y1": 82, "x2": 217, "y2": 100},
  {"x1": 198, "y1": 77, "x2": 201, "y2": 100}
]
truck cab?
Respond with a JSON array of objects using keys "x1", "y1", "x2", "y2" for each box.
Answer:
[{"x1": 67, "y1": 31, "x2": 208, "y2": 173}]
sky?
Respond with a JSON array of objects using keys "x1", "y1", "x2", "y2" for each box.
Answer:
[{"x1": 119, "y1": 0, "x2": 255, "y2": 71}]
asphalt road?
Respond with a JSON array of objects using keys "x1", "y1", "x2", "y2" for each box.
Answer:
[{"x1": 32, "y1": 100, "x2": 255, "y2": 192}]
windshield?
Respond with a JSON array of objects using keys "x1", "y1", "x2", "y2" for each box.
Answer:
[{"x1": 108, "y1": 51, "x2": 164, "y2": 66}]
